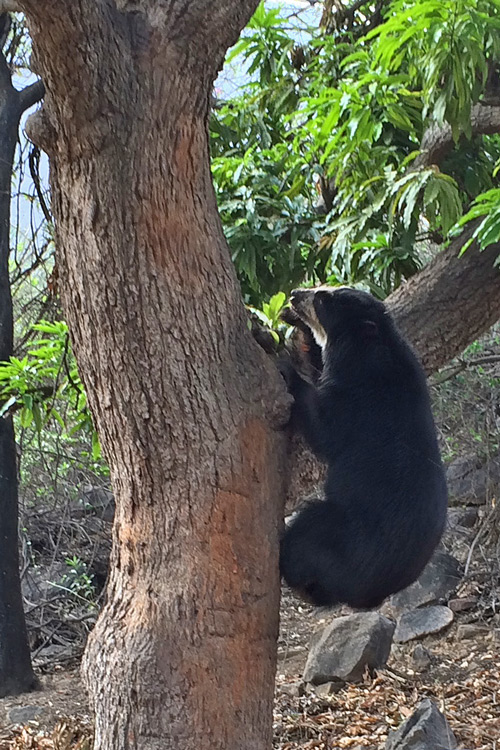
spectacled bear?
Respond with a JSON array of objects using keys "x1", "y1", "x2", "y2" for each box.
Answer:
[{"x1": 279, "y1": 286, "x2": 448, "y2": 609}]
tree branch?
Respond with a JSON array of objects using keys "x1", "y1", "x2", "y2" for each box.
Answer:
[
  {"x1": 20, "y1": 0, "x2": 260, "y2": 136},
  {"x1": 21, "y1": 0, "x2": 261, "y2": 66},
  {"x1": 16, "y1": 77, "x2": 44, "y2": 114},
  {"x1": 387, "y1": 221, "x2": 500, "y2": 374},
  {"x1": 154, "y1": 0, "x2": 261, "y2": 64},
  {"x1": 431, "y1": 355, "x2": 500, "y2": 386},
  {"x1": 415, "y1": 103, "x2": 500, "y2": 168},
  {"x1": 321, "y1": 0, "x2": 369, "y2": 28},
  {"x1": 27, "y1": 145, "x2": 51, "y2": 223},
  {"x1": 0, "y1": 41, "x2": 12, "y2": 92},
  {"x1": 0, "y1": 1, "x2": 19, "y2": 11},
  {"x1": 321, "y1": 0, "x2": 387, "y2": 38}
]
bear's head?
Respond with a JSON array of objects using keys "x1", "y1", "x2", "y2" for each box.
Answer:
[{"x1": 289, "y1": 286, "x2": 388, "y2": 350}]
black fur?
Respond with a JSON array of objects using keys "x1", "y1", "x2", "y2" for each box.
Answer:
[{"x1": 279, "y1": 287, "x2": 448, "y2": 609}]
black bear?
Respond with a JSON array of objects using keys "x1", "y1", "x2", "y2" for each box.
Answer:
[{"x1": 279, "y1": 286, "x2": 448, "y2": 609}]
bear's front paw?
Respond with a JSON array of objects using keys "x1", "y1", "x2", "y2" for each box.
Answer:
[{"x1": 277, "y1": 355, "x2": 296, "y2": 389}]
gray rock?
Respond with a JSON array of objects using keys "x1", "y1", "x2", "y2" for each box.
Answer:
[
  {"x1": 446, "y1": 453, "x2": 481, "y2": 482},
  {"x1": 388, "y1": 552, "x2": 462, "y2": 615},
  {"x1": 279, "y1": 681, "x2": 304, "y2": 697},
  {"x1": 303, "y1": 613, "x2": 395, "y2": 685},
  {"x1": 448, "y1": 596, "x2": 478, "y2": 613},
  {"x1": 446, "y1": 452, "x2": 500, "y2": 505},
  {"x1": 314, "y1": 680, "x2": 343, "y2": 696},
  {"x1": 385, "y1": 698, "x2": 457, "y2": 750},
  {"x1": 412, "y1": 644, "x2": 432, "y2": 670},
  {"x1": 446, "y1": 507, "x2": 478, "y2": 529},
  {"x1": 80, "y1": 484, "x2": 115, "y2": 521},
  {"x1": 394, "y1": 606, "x2": 454, "y2": 643},
  {"x1": 9, "y1": 705, "x2": 46, "y2": 724},
  {"x1": 456, "y1": 623, "x2": 489, "y2": 640}
]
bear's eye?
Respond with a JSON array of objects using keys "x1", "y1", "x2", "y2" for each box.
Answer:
[{"x1": 314, "y1": 291, "x2": 328, "y2": 306}]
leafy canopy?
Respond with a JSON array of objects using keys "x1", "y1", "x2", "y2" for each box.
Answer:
[
  {"x1": 0, "y1": 321, "x2": 100, "y2": 458},
  {"x1": 4, "y1": 0, "x2": 500, "y2": 437},
  {"x1": 211, "y1": 0, "x2": 500, "y2": 304}
]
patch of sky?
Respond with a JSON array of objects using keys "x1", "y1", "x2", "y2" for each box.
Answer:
[
  {"x1": 216, "y1": 1, "x2": 321, "y2": 99},
  {"x1": 11, "y1": 1, "x2": 322, "y2": 242}
]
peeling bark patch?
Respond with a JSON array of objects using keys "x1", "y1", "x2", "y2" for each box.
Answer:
[
  {"x1": 208, "y1": 490, "x2": 247, "y2": 608},
  {"x1": 208, "y1": 419, "x2": 276, "y2": 607},
  {"x1": 173, "y1": 117, "x2": 198, "y2": 183},
  {"x1": 239, "y1": 417, "x2": 274, "y2": 488}
]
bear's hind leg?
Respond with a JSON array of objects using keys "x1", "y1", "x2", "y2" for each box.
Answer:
[{"x1": 280, "y1": 499, "x2": 350, "y2": 607}]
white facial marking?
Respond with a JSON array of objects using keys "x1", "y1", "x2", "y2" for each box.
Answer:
[
  {"x1": 310, "y1": 326, "x2": 328, "y2": 350},
  {"x1": 291, "y1": 287, "x2": 329, "y2": 350}
]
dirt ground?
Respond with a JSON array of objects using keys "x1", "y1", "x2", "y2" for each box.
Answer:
[
  {"x1": 0, "y1": 668, "x2": 90, "y2": 749},
  {"x1": 276, "y1": 587, "x2": 500, "y2": 749},
  {"x1": 0, "y1": 579, "x2": 499, "y2": 750}
]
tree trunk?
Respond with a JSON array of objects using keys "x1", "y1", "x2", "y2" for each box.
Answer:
[
  {"x1": 19, "y1": 1, "x2": 500, "y2": 745},
  {"x1": 0, "y1": 31, "x2": 42, "y2": 698},
  {"x1": 22, "y1": 2, "x2": 290, "y2": 748}
]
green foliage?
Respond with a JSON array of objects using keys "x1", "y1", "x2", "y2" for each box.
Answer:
[
  {"x1": 58, "y1": 556, "x2": 97, "y2": 606},
  {"x1": 459, "y1": 188, "x2": 500, "y2": 258},
  {"x1": 227, "y1": 2, "x2": 296, "y2": 90},
  {"x1": 249, "y1": 291, "x2": 287, "y2": 328},
  {"x1": 0, "y1": 320, "x2": 99, "y2": 458},
  {"x1": 212, "y1": 0, "x2": 500, "y2": 301},
  {"x1": 247, "y1": 290, "x2": 291, "y2": 344},
  {"x1": 212, "y1": 146, "x2": 326, "y2": 303},
  {"x1": 368, "y1": 0, "x2": 499, "y2": 138},
  {"x1": 211, "y1": 4, "x2": 325, "y2": 303}
]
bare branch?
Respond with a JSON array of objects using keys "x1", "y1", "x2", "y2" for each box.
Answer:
[
  {"x1": 27, "y1": 144, "x2": 51, "y2": 223},
  {"x1": 0, "y1": 42, "x2": 12, "y2": 91},
  {"x1": 415, "y1": 103, "x2": 500, "y2": 168},
  {"x1": 431, "y1": 355, "x2": 500, "y2": 385},
  {"x1": 0, "y1": 1, "x2": 19, "y2": 11},
  {"x1": 321, "y1": 0, "x2": 368, "y2": 28},
  {"x1": 321, "y1": 0, "x2": 387, "y2": 38},
  {"x1": 16, "y1": 77, "x2": 44, "y2": 114}
]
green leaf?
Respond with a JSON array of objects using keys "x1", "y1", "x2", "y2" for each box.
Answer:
[
  {"x1": 22, "y1": 394, "x2": 33, "y2": 411},
  {"x1": 92, "y1": 430, "x2": 101, "y2": 460},
  {"x1": 20, "y1": 406, "x2": 33, "y2": 429},
  {"x1": 32, "y1": 402, "x2": 43, "y2": 433},
  {"x1": 268, "y1": 291, "x2": 286, "y2": 322}
]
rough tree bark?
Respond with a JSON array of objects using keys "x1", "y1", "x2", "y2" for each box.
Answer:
[
  {"x1": 18, "y1": 0, "x2": 500, "y2": 745},
  {"x1": 414, "y1": 103, "x2": 500, "y2": 168},
  {"x1": 389, "y1": 225, "x2": 500, "y2": 374},
  {"x1": 0, "y1": 18, "x2": 43, "y2": 697},
  {"x1": 21, "y1": 1, "x2": 290, "y2": 748}
]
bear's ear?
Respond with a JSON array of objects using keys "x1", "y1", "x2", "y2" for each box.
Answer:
[{"x1": 361, "y1": 319, "x2": 379, "y2": 338}]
